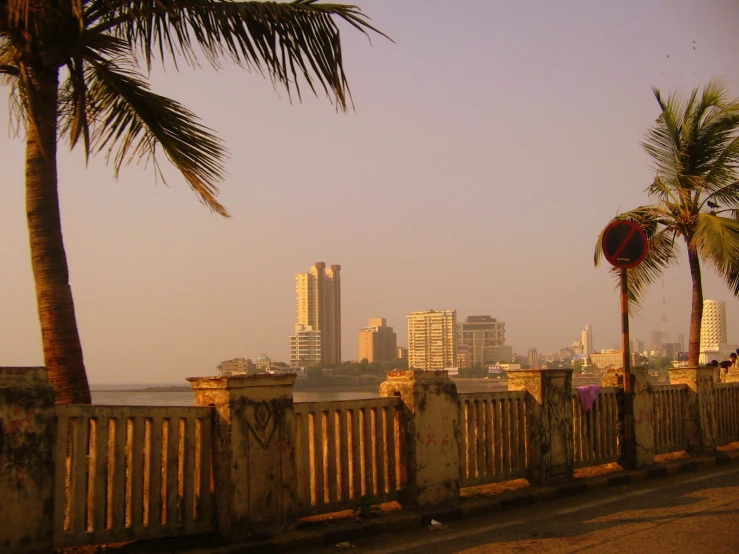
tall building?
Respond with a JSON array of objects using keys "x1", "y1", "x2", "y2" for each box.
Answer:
[
  {"x1": 527, "y1": 348, "x2": 539, "y2": 369},
  {"x1": 457, "y1": 315, "x2": 511, "y2": 367},
  {"x1": 289, "y1": 324, "x2": 322, "y2": 366},
  {"x1": 581, "y1": 324, "x2": 593, "y2": 356},
  {"x1": 407, "y1": 310, "x2": 458, "y2": 370},
  {"x1": 700, "y1": 300, "x2": 727, "y2": 352},
  {"x1": 358, "y1": 318, "x2": 397, "y2": 363},
  {"x1": 295, "y1": 262, "x2": 342, "y2": 365}
]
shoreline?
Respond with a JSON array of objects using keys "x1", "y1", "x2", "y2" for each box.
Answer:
[{"x1": 90, "y1": 376, "x2": 607, "y2": 395}]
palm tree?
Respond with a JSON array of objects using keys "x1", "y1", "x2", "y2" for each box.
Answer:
[
  {"x1": 595, "y1": 79, "x2": 739, "y2": 367},
  {"x1": 0, "y1": 1, "x2": 386, "y2": 404}
]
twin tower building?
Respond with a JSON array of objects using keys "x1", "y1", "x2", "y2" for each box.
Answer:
[{"x1": 290, "y1": 262, "x2": 342, "y2": 367}]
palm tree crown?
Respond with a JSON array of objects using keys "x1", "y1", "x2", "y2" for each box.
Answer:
[
  {"x1": 1, "y1": 0, "x2": 386, "y2": 403},
  {"x1": 595, "y1": 79, "x2": 739, "y2": 366}
]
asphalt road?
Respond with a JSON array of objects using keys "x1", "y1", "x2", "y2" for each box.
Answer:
[{"x1": 311, "y1": 463, "x2": 739, "y2": 554}]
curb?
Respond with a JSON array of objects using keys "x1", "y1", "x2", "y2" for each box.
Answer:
[{"x1": 104, "y1": 450, "x2": 739, "y2": 554}]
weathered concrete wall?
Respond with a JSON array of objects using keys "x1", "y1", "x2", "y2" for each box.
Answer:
[
  {"x1": 0, "y1": 367, "x2": 55, "y2": 553},
  {"x1": 508, "y1": 369, "x2": 573, "y2": 484},
  {"x1": 188, "y1": 374, "x2": 298, "y2": 539},
  {"x1": 669, "y1": 367, "x2": 717, "y2": 454},
  {"x1": 380, "y1": 370, "x2": 460, "y2": 510}
]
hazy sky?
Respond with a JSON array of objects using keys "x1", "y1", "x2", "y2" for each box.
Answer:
[{"x1": 2, "y1": 1, "x2": 739, "y2": 384}]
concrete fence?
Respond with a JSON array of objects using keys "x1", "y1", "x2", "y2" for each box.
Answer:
[
  {"x1": 54, "y1": 405, "x2": 215, "y2": 547},
  {"x1": 2, "y1": 366, "x2": 739, "y2": 553}
]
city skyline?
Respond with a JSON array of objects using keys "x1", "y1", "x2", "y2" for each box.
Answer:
[{"x1": 1, "y1": 1, "x2": 738, "y2": 383}]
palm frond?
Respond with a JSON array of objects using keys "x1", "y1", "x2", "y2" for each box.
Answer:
[
  {"x1": 646, "y1": 175, "x2": 679, "y2": 204},
  {"x1": 90, "y1": 0, "x2": 389, "y2": 112},
  {"x1": 85, "y1": 58, "x2": 229, "y2": 216},
  {"x1": 701, "y1": 180, "x2": 739, "y2": 210},
  {"x1": 692, "y1": 214, "x2": 739, "y2": 296}
]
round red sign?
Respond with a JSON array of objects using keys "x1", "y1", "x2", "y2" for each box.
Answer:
[{"x1": 601, "y1": 220, "x2": 648, "y2": 269}]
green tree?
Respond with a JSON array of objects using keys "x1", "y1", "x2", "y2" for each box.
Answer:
[
  {"x1": 1, "y1": 0, "x2": 386, "y2": 403},
  {"x1": 595, "y1": 80, "x2": 739, "y2": 367}
]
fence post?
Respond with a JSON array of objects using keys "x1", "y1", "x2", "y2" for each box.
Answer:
[
  {"x1": 631, "y1": 367, "x2": 655, "y2": 467},
  {"x1": 188, "y1": 374, "x2": 298, "y2": 540},
  {"x1": 508, "y1": 369, "x2": 573, "y2": 484},
  {"x1": 668, "y1": 367, "x2": 717, "y2": 455},
  {"x1": 0, "y1": 367, "x2": 56, "y2": 553},
  {"x1": 380, "y1": 370, "x2": 460, "y2": 510}
]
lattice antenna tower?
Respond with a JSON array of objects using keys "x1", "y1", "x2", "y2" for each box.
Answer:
[{"x1": 661, "y1": 279, "x2": 669, "y2": 350}]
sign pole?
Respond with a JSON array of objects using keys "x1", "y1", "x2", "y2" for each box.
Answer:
[
  {"x1": 620, "y1": 267, "x2": 635, "y2": 467},
  {"x1": 601, "y1": 218, "x2": 648, "y2": 469},
  {"x1": 621, "y1": 268, "x2": 631, "y2": 393}
]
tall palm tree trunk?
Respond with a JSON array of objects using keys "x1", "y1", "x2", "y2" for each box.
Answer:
[
  {"x1": 686, "y1": 242, "x2": 704, "y2": 367},
  {"x1": 25, "y1": 66, "x2": 91, "y2": 404}
]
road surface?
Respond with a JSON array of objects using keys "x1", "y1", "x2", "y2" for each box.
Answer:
[{"x1": 311, "y1": 462, "x2": 739, "y2": 553}]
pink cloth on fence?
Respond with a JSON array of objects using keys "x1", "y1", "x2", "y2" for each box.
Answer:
[{"x1": 576, "y1": 385, "x2": 601, "y2": 412}]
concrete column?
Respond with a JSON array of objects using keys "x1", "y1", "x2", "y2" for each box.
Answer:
[
  {"x1": 508, "y1": 369, "x2": 573, "y2": 484},
  {"x1": 379, "y1": 370, "x2": 460, "y2": 510},
  {"x1": 188, "y1": 374, "x2": 298, "y2": 540},
  {"x1": 668, "y1": 367, "x2": 717, "y2": 455},
  {"x1": 0, "y1": 367, "x2": 56, "y2": 553},
  {"x1": 631, "y1": 368, "x2": 655, "y2": 467}
]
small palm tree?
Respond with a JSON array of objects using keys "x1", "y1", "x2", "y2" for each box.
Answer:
[
  {"x1": 1, "y1": 0, "x2": 386, "y2": 403},
  {"x1": 595, "y1": 79, "x2": 739, "y2": 367}
]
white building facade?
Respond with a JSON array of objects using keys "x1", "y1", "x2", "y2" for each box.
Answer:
[
  {"x1": 289, "y1": 324, "x2": 322, "y2": 367},
  {"x1": 407, "y1": 310, "x2": 458, "y2": 371}
]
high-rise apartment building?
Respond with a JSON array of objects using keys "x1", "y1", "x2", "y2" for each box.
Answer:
[
  {"x1": 581, "y1": 324, "x2": 593, "y2": 356},
  {"x1": 407, "y1": 310, "x2": 458, "y2": 370},
  {"x1": 700, "y1": 300, "x2": 727, "y2": 352},
  {"x1": 295, "y1": 262, "x2": 342, "y2": 365},
  {"x1": 289, "y1": 324, "x2": 322, "y2": 366},
  {"x1": 456, "y1": 315, "x2": 511, "y2": 366},
  {"x1": 358, "y1": 318, "x2": 398, "y2": 363}
]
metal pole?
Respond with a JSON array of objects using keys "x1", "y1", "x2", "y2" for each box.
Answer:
[
  {"x1": 621, "y1": 268, "x2": 631, "y2": 393},
  {"x1": 620, "y1": 267, "x2": 635, "y2": 467}
]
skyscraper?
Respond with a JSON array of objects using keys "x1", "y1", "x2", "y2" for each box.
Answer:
[
  {"x1": 295, "y1": 262, "x2": 342, "y2": 365},
  {"x1": 407, "y1": 310, "x2": 458, "y2": 370},
  {"x1": 700, "y1": 300, "x2": 727, "y2": 352},
  {"x1": 581, "y1": 324, "x2": 593, "y2": 357},
  {"x1": 358, "y1": 318, "x2": 397, "y2": 363}
]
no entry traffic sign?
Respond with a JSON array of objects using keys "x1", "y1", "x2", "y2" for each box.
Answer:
[{"x1": 601, "y1": 220, "x2": 648, "y2": 269}]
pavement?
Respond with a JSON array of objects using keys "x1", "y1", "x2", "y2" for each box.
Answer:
[{"x1": 79, "y1": 448, "x2": 739, "y2": 554}]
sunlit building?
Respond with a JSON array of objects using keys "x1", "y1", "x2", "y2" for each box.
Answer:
[
  {"x1": 295, "y1": 262, "x2": 342, "y2": 365},
  {"x1": 289, "y1": 324, "x2": 322, "y2": 366},
  {"x1": 700, "y1": 300, "x2": 727, "y2": 352},
  {"x1": 457, "y1": 315, "x2": 511, "y2": 366},
  {"x1": 217, "y1": 358, "x2": 253, "y2": 376},
  {"x1": 582, "y1": 324, "x2": 593, "y2": 356},
  {"x1": 358, "y1": 318, "x2": 397, "y2": 363},
  {"x1": 407, "y1": 310, "x2": 458, "y2": 370},
  {"x1": 590, "y1": 349, "x2": 639, "y2": 369}
]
